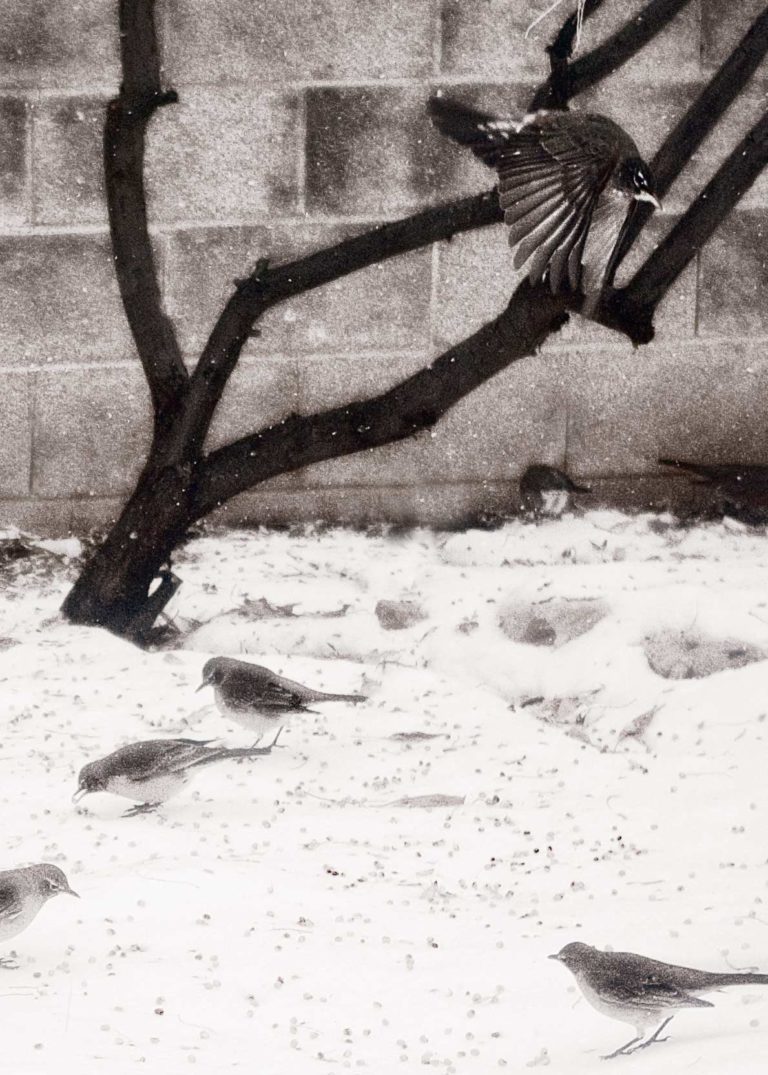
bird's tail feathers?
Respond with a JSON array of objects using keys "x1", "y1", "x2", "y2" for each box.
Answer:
[
  {"x1": 428, "y1": 96, "x2": 519, "y2": 168},
  {"x1": 712, "y1": 973, "x2": 768, "y2": 988},
  {"x1": 658, "y1": 458, "x2": 714, "y2": 481},
  {"x1": 188, "y1": 746, "x2": 269, "y2": 769}
]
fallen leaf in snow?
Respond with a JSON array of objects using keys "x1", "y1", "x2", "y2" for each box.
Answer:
[{"x1": 387, "y1": 794, "x2": 465, "y2": 808}]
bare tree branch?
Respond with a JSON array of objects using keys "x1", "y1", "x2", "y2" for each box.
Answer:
[
  {"x1": 170, "y1": 192, "x2": 504, "y2": 460},
  {"x1": 192, "y1": 283, "x2": 571, "y2": 516},
  {"x1": 199, "y1": 89, "x2": 768, "y2": 513},
  {"x1": 178, "y1": 0, "x2": 690, "y2": 462},
  {"x1": 530, "y1": 0, "x2": 695, "y2": 110},
  {"x1": 106, "y1": 0, "x2": 187, "y2": 430},
  {"x1": 537, "y1": 0, "x2": 609, "y2": 111},
  {"x1": 613, "y1": 109, "x2": 768, "y2": 324},
  {"x1": 613, "y1": 5, "x2": 768, "y2": 269}
]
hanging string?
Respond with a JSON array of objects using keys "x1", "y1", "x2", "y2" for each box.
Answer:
[{"x1": 525, "y1": 0, "x2": 587, "y2": 49}]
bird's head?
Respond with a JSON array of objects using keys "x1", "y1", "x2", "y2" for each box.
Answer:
[
  {"x1": 616, "y1": 157, "x2": 661, "y2": 209},
  {"x1": 197, "y1": 657, "x2": 228, "y2": 691},
  {"x1": 549, "y1": 941, "x2": 596, "y2": 969},
  {"x1": 33, "y1": 864, "x2": 79, "y2": 900},
  {"x1": 72, "y1": 760, "x2": 106, "y2": 803}
]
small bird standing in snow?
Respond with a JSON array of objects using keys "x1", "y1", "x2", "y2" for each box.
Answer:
[
  {"x1": 519, "y1": 465, "x2": 590, "y2": 518},
  {"x1": 73, "y1": 738, "x2": 267, "y2": 816},
  {"x1": 0, "y1": 864, "x2": 79, "y2": 967},
  {"x1": 550, "y1": 941, "x2": 768, "y2": 1058},
  {"x1": 198, "y1": 657, "x2": 367, "y2": 748},
  {"x1": 429, "y1": 97, "x2": 661, "y2": 312}
]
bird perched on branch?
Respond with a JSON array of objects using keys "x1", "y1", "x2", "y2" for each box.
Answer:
[
  {"x1": 550, "y1": 941, "x2": 768, "y2": 1058},
  {"x1": 519, "y1": 464, "x2": 590, "y2": 518},
  {"x1": 660, "y1": 458, "x2": 768, "y2": 525},
  {"x1": 198, "y1": 657, "x2": 367, "y2": 748},
  {"x1": 0, "y1": 864, "x2": 79, "y2": 966},
  {"x1": 429, "y1": 96, "x2": 661, "y2": 311},
  {"x1": 73, "y1": 738, "x2": 268, "y2": 816}
]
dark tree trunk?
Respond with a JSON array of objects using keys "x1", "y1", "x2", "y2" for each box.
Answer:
[
  {"x1": 61, "y1": 462, "x2": 195, "y2": 637},
  {"x1": 60, "y1": 0, "x2": 768, "y2": 644}
]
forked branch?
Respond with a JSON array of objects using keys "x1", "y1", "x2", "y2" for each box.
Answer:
[{"x1": 179, "y1": 0, "x2": 693, "y2": 461}]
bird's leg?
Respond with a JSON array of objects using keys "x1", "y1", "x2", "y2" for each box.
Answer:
[
  {"x1": 629, "y1": 1017, "x2": 674, "y2": 1052},
  {"x1": 122, "y1": 801, "x2": 161, "y2": 818},
  {"x1": 268, "y1": 725, "x2": 285, "y2": 749},
  {"x1": 601, "y1": 1034, "x2": 643, "y2": 1060}
]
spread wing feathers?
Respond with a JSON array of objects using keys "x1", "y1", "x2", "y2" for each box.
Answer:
[
  {"x1": 495, "y1": 125, "x2": 615, "y2": 293},
  {"x1": 0, "y1": 882, "x2": 23, "y2": 924},
  {"x1": 427, "y1": 96, "x2": 520, "y2": 168},
  {"x1": 580, "y1": 186, "x2": 633, "y2": 309}
]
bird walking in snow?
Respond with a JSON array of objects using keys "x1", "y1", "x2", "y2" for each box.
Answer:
[
  {"x1": 660, "y1": 458, "x2": 768, "y2": 526},
  {"x1": 519, "y1": 465, "x2": 590, "y2": 518},
  {"x1": 73, "y1": 738, "x2": 268, "y2": 817},
  {"x1": 198, "y1": 657, "x2": 367, "y2": 748},
  {"x1": 0, "y1": 864, "x2": 79, "y2": 967},
  {"x1": 429, "y1": 96, "x2": 661, "y2": 312},
  {"x1": 550, "y1": 941, "x2": 768, "y2": 1058}
]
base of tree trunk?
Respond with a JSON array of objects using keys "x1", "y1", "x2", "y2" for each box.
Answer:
[{"x1": 62, "y1": 464, "x2": 195, "y2": 642}]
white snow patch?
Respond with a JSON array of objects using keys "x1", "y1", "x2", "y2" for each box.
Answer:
[{"x1": 0, "y1": 512, "x2": 768, "y2": 1072}]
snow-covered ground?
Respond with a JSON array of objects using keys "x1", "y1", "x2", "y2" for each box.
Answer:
[{"x1": 2, "y1": 511, "x2": 768, "y2": 1073}]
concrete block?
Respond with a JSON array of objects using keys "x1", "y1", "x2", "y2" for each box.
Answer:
[
  {"x1": 0, "y1": 0, "x2": 119, "y2": 89},
  {"x1": 203, "y1": 359, "x2": 301, "y2": 490},
  {"x1": 165, "y1": 223, "x2": 432, "y2": 356},
  {"x1": 702, "y1": 0, "x2": 766, "y2": 68},
  {"x1": 698, "y1": 209, "x2": 768, "y2": 338},
  {"x1": 209, "y1": 481, "x2": 520, "y2": 529},
  {"x1": 145, "y1": 87, "x2": 300, "y2": 224},
  {"x1": 683, "y1": 89, "x2": 768, "y2": 211},
  {"x1": 296, "y1": 350, "x2": 567, "y2": 487},
  {"x1": 441, "y1": 0, "x2": 700, "y2": 82},
  {"x1": 163, "y1": 0, "x2": 434, "y2": 83},
  {"x1": 33, "y1": 95, "x2": 107, "y2": 226},
  {"x1": 0, "y1": 233, "x2": 136, "y2": 363},
  {"x1": 562, "y1": 340, "x2": 768, "y2": 476},
  {"x1": 0, "y1": 373, "x2": 31, "y2": 497},
  {"x1": 0, "y1": 97, "x2": 29, "y2": 225},
  {"x1": 32, "y1": 366, "x2": 151, "y2": 497},
  {"x1": 305, "y1": 86, "x2": 456, "y2": 216}
]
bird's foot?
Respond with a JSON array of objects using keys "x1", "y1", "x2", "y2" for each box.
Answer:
[
  {"x1": 601, "y1": 1036, "x2": 642, "y2": 1060},
  {"x1": 122, "y1": 802, "x2": 161, "y2": 818},
  {"x1": 629, "y1": 1036, "x2": 669, "y2": 1052},
  {"x1": 627, "y1": 1017, "x2": 673, "y2": 1053}
]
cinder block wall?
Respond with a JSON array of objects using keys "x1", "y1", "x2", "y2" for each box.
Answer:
[{"x1": 0, "y1": 0, "x2": 765, "y2": 533}]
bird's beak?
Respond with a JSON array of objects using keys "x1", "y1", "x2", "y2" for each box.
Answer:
[
  {"x1": 65, "y1": 886, "x2": 80, "y2": 899},
  {"x1": 72, "y1": 787, "x2": 88, "y2": 804},
  {"x1": 636, "y1": 190, "x2": 662, "y2": 210},
  {"x1": 548, "y1": 953, "x2": 561, "y2": 960},
  {"x1": 196, "y1": 679, "x2": 207, "y2": 693}
]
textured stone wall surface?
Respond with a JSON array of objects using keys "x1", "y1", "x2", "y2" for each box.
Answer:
[{"x1": 0, "y1": 0, "x2": 764, "y2": 533}]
